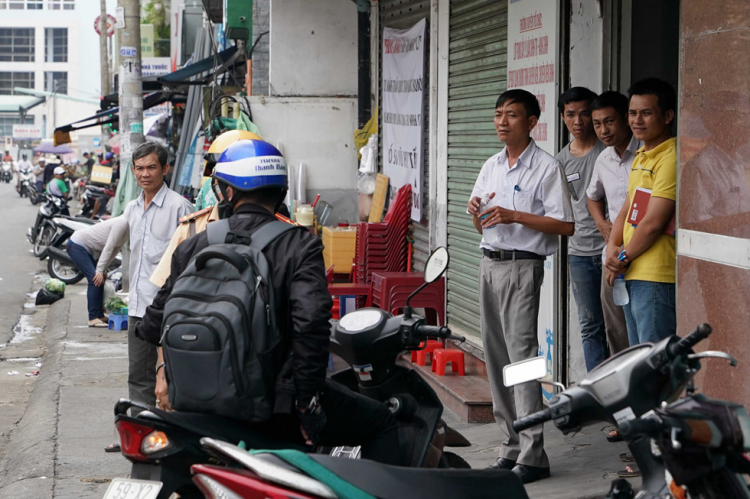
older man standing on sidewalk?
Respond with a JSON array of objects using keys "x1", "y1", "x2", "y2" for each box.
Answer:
[
  {"x1": 123, "y1": 143, "x2": 192, "y2": 411},
  {"x1": 467, "y1": 89, "x2": 574, "y2": 484}
]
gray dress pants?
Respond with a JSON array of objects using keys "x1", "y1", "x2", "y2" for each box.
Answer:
[
  {"x1": 128, "y1": 316, "x2": 158, "y2": 412},
  {"x1": 480, "y1": 256, "x2": 550, "y2": 468}
]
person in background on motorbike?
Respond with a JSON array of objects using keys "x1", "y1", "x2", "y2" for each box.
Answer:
[
  {"x1": 136, "y1": 139, "x2": 401, "y2": 465},
  {"x1": 67, "y1": 217, "x2": 129, "y2": 327},
  {"x1": 2, "y1": 150, "x2": 13, "y2": 162},
  {"x1": 33, "y1": 158, "x2": 46, "y2": 196},
  {"x1": 16, "y1": 154, "x2": 32, "y2": 193},
  {"x1": 102, "y1": 152, "x2": 114, "y2": 167},
  {"x1": 47, "y1": 166, "x2": 70, "y2": 201}
]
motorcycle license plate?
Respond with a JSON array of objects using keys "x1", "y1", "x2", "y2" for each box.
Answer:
[{"x1": 102, "y1": 478, "x2": 162, "y2": 499}]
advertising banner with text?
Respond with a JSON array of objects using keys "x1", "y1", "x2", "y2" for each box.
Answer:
[
  {"x1": 382, "y1": 18, "x2": 426, "y2": 222},
  {"x1": 508, "y1": 0, "x2": 560, "y2": 401}
]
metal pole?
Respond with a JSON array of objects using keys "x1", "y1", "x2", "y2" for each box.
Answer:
[
  {"x1": 118, "y1": 0, "x2": 144, "y2": 172},
  {"x1": 100, "y1": 0, "x2": 110, "y2": 97}
]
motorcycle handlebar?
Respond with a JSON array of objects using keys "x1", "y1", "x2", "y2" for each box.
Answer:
[
  {"x1": 669, "y1": 323, "x2": 712, "y2": 358},
  {"x1": 513, "y1": 408, "x2": 552, "y2": 433},
  {"x1": 415, "y1": 324, "x2": 465, "y2": 343},
  {"x1": 618, "y1": 418, "x2": 664, "y2": 440}
]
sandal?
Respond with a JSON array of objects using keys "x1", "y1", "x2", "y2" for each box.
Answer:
[
  {"x1": 617, "y1": 465, "x2": 641, "y2": 478},
  {"x1": 105, "y1": 442, "x2": 121, "y2": 453},
  {"x1": 88, "y1": 319, "x2": 108, "y2": 328},
  {"x1": 619, "y1": 452, "x2": 635, "y2": 463},
  {"x1": 607, "y1": 429, "x2": 624, "y2": 442}
]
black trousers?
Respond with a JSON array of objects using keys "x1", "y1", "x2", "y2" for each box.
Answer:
[{"x1": 259, "y1": 380, "x2": 401, "y2": 465}]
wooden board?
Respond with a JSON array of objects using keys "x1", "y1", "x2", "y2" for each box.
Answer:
[{"x1": 368, "y1": 173, "x2": 389, "y2": 223}]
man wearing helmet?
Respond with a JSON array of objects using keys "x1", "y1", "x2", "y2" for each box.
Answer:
[{"x1": 136, "y1": 139, "x2": 400, "y2": 464}]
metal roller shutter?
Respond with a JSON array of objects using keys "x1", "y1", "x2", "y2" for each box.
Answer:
[
  {"x1": 379, "y1": 0, "x2": 431, "y2": 272},
  {"x1": 446, "y1": 0, "x2": 508, "y2": 340}
]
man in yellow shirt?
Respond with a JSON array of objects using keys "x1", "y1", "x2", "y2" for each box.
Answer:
[{"x1": 605, "y1": 78, "x2": 677, "y2": 345}]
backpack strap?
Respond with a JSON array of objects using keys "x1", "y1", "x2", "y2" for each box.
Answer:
[
  {"x1": 206, "y1": 218, "x2": 231, "y2": 245},
  {"x1": 206, "y1": 218, "x2": 297, "y2": 249},
  {"x1": 249, "y1": 220, "x2": 298, "y2": 251}
]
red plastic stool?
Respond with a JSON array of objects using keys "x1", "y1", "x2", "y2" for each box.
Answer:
[
  {"x1": 432, "y1": 349, "x2": 465, "y2": 376},
  {"x1": 414, "y1": 340, "x2": 443, "y2": 366}
]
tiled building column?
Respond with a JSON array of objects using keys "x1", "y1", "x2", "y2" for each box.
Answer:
[{"x1": 677, "y1": 1, "x2": 750, "y2": 404}]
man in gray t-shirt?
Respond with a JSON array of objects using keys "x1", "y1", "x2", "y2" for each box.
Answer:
[{"x1": 555, "y1": 87, "x2": 607, "y2": 372}]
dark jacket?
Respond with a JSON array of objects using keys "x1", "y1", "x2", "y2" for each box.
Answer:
[{"x1": 136, "y1": 203, "x2": 333, "y2": 411}]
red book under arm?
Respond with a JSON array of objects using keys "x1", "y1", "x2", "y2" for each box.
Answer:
[{"x1": 627, "y1": 187, "x2": 676, "y2": 236}]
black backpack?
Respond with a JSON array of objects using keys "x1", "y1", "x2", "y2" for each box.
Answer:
[{"x1": 162, "y1": 218, "x2": 296, "y2": 421}]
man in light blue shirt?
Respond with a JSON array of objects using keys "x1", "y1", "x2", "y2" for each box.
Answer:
[{"x1": 123, "y1": 142, "x2": 193, "y2": 415}]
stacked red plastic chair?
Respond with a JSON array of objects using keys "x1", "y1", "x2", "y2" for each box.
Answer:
[{"x1": 355, "y1": 184, "x2": 412, "y2": 291}]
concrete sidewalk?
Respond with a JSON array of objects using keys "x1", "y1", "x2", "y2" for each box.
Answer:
[
  {"x1": 0, "y1": 284, "x2": 641, "y2": 498},
  {"x1": 0, "y1": 281, "x2": 130, "y2": 498},
  {"x1": 444, "y1": 409, "x2": 641, "y2": 498}
]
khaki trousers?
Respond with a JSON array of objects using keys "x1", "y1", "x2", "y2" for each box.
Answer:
[
  {"x1": 480, "y1": 256, "x2": 549, "y2": 468},
  {"x1": 600, "y1": 270, "x2": 629, "y2": 355}
]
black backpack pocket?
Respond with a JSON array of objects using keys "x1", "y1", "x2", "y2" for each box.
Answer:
[{"x1": 166, "y1": 348, "x2": 223, "y2": 403}]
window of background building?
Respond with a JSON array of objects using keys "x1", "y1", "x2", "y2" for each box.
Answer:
[
  {"x1": 0, "y1": 0, "x2": 43, "y2": 9},
  {"x1": 0, "y1": 72, "x2": 35, "y2": 95},
  {"x1": 0, "y1": 28, "x2": 35, "y2": 62},
  {"x1": 0, "y1": 115, "x2": 34, "y2": 137},
  {"x1": 44, "y1": 71, "x2": 66, "y2": 94},
  {"x1": 46, "y1": 0, "x2": 73, "y2": 10},
  {"x1": 45, "y1": 28, "x2": 67, "y2": 62}
]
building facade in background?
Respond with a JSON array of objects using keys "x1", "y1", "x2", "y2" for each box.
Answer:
[{"x1": 0, "y1": 0, "x2": 116, "y2": 142}]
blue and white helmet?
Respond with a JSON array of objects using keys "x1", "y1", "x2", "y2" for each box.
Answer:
[{"x1": 214, "y1": 139, "x2": 287, "y2": 192}]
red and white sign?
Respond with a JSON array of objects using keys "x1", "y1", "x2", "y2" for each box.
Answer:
[
  {"x1": 94, "y1": 15, "x2": 116, "y2": 37},
  {"x1": 507, "y1": 0, "x2": 559, "y2": 156},
  {"x1": 12, "y1": 124, "x2": 42, "y2": 140}
]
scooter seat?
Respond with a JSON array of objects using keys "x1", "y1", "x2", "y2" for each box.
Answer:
[
  {"x1": 139, "y1": 407, "x2": 309, "y2": 452},
  {"x1": 260, "y1": 453, "x2": 530, "y2": 499}
]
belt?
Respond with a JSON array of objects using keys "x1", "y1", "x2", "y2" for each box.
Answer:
[{"x1": 482, "y1": 248, "x2": 545, "y2": 261}]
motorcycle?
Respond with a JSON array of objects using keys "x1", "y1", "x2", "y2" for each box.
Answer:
[
  {"x1": 28, "y1": 194, "x2": 70, "y2": 257},
  {"x1": 19, "y1": 169, "x2": 37, "y2": 203},
  {"x1": 39, "y1": 216, "x2": 102, "y2": 285},
  {"x1": 1, "y1": 161, "x2": 13, "y2": 183},
  {"x1": 110, "y1": 248, "x2": 478, "y2": 499},
  {"x1": 500, "y1": 323, "x2": 750, "y2": 498},
  {"x1": 179, "y1": 325, "x2": 750, "y2": 499},
  {"x1": 79, "y1": 184, "x2": 115, "y2": 219}
]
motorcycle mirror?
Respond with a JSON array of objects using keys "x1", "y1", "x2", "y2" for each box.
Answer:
[
  {"x1": 503, "y1": 356, "x2": 546, "y2": 387},
  {"x1": 424, "y1": 247, "x2": 449, "y2": 284},
  {"x1": 404, "y1": 247, "x2": 450, "y2": 318}
]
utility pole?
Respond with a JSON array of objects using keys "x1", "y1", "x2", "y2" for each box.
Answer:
[
  {"x1": 99, "y1": 0, "x2": 110, "y2": 97},
  {"x1": 116, "y1": 0, "x2": 144, "y2": 187},
  {"x1": 99, "y1": 0, "x2": 110, "y2": 145}
]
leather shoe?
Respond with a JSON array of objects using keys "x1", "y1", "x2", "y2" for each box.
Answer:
[
  {"x1": 487, "y1": 457, "x2": 516, "y2": 470},
  {"x1": 512, "y1": 464, "x2": 551, "y2": 484}
]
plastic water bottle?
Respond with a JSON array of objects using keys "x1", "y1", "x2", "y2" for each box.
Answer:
[
  {"x1": 613, "y1": 275, "x2": 629, "y2": 306},
  {"x1": 613, "y1": 250, "x2": 630, "y2": 306},
  {"x1": 479, "y1": 193, "x2": 498, "y2": 245}
]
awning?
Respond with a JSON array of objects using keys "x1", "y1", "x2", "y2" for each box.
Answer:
[
  {"x1": 0, "y1": 95, "x2": 46, "y2": 113},
  {"x1": 159, "y1": 45, "x2": 240, "y2": 85},
  {"x1": 54, "y1": 91, "x2": 178, "y2": 138}
]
